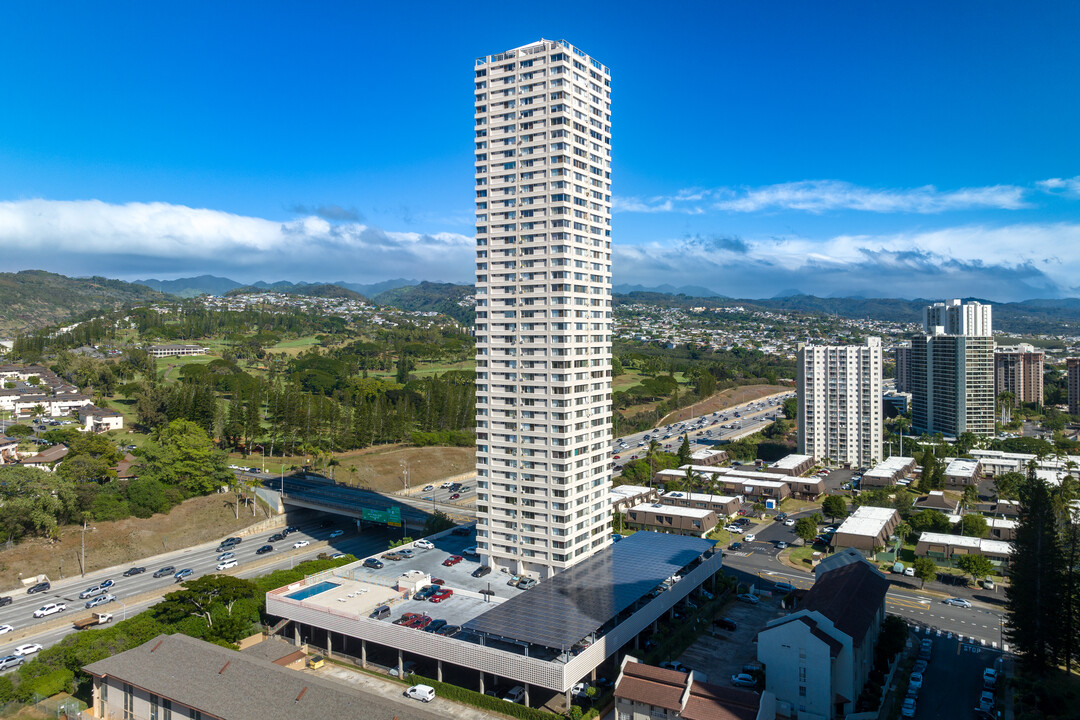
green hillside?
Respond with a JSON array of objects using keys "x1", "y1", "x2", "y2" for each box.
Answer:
[
  {"x1": 0, "y1": 270, "x2": 172, "y2": 337},
  {"x1": 374, "y1": 281, "x2": 475, "y2": 325}
]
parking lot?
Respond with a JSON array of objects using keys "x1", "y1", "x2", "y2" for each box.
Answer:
[{"x1": 676, "y1": 593, "x2": 783, "y2": 684}]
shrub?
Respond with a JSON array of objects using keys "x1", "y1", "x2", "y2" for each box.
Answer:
[{"x1": 406, "y1": 674, "x2": 561, "y2": 720}]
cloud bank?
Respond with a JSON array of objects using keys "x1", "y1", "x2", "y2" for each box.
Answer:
[
  {"x1": 0, "y1": 197, "x2": 1077, "y2": 302},
  {"x1": 614, "y1": 179, "x2": 1038, "y2": 215}
]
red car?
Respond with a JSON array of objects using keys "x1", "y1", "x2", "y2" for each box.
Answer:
[
  {"x1": 449, "y1": 493, "x2": 461, "y2": 500},
  {"x1": 613, "y1": 455, "x2": 621, "y2": 459},
  {"x1": 412, "y1": 616, "x2": 434, "y2": 630},
  {"x1": 429, "y1": 588, "x2": 454, "y2": 603},
  {"x1": 442, "y1": 555, "x2": 463, "y2": 567},
  {"x1": 395, "y1": 612, "x2": 421, "y2": 626},
  {"x1": 404, "y1": 614, "x2": 430, "y2": 629}
]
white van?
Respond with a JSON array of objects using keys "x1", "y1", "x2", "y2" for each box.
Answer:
[
  {"x1": 503, "y1": 686, "x2": 526, "y2": 703},
  {"x1": 404, "y1": 684, "x2": 435, "y2": 703}
]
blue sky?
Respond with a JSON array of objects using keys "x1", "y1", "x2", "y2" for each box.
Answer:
[{"x1": 0, "y1": 2, "x2": 1078, "y2": 301}]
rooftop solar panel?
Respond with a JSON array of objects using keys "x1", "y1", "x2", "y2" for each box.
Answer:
[{"x1": 462, "y1": 532, "x2": 715, "y2": 651}]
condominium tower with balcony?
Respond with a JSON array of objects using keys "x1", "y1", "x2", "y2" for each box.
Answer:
[
  {"x1": 473, "y1": 40, "x2": 614, "y2": 579},
  {"x1": 797, "y1": 337, "x2": 884, "y2": 468}
]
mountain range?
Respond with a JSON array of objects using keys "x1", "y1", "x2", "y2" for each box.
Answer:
[{"x1": 134, "y1": 275, "x2": 419, "y2": 299}]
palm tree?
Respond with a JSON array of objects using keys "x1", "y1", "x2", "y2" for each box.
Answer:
[
  {"x1": 683, "y1": 465, "x2": 701, "y2": 492},
  {"x1": 996, "y1": 391, "x2": 1015, "y2": 425},
  {"x1": 646, "y1": 440, "x2": 662, "y2": 487}
]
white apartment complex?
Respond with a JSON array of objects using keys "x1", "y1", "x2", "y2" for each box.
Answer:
[
  {"x1": 923, "y1": 299, "x2": 992, "y2": 336},
  {"x1": 797, "y1": 338, "x2": 883, "y2": 468},
  {"x1": 473, "y1": 39, "x2": 614, "y2": 579}
]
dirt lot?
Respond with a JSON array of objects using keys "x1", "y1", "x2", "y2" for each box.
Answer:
[
  {"x1": 0, "y1": 493, "x2": 269, "y2": 591},
  {"x1": 660, "y1": 384, "x2": 788, "y2": 425},
  {"x1": 331, "y1": 445, "x2": 475, "y2": 494}
]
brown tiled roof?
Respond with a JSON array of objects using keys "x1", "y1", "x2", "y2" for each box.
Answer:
[
  {"x1": 616, "y1": 663, "x2": 689, "y2": 711},
  {"x1": 683, "y1": 682, "x2": 759, "y2": 720},
  {"x1": 115, "y1": 453, "x2": 137, "y2": 479},
  {"x1": 19, "y1": 444, "x2": 68, "y2": 465},
  {"x1": 802, "y1": 560, "x2": 888, "y2": 648}
]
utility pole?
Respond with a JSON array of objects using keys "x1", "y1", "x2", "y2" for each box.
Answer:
[{"x1": 81, "y1": 520, "x2": 87, "y2": 577}]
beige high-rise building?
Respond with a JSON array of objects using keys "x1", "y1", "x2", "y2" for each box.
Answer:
[
  {"x1": 797, "y1": 337, "x2": 884, "y2": 467},
  {"x1": 1068, "y1": 358, "x2": 1080, "y2": 416},
  {"x1": 994, "y1": 344, "x2": 1044, "y2": 407},
  {"x1": 473, "y1": 40, "x2": 613, "y2": 579}
]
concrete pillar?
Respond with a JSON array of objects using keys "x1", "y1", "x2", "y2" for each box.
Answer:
[
  {"x1": 326, "y1": 631, "x2": 332, "y2": 659},
  {"x1": 397, "y1": 650, "x2": 403, "y2": 678},
  {"x1": 437, "y1": 660, "x2": 443, "y2": 683},
  {"x1": 361, "y1": 639, "x2": 367, "y2": 669},
  {"x1": 668, "y1": 607, "x2": 675, "y2": 621},
  {"x1": 652, "y1": 619, "x2": 658, "y2": 632},
  {"x1": 634, "y1": 633, "x2": 640, "y2": 650},
  {"x1": 479, "y1": 673, "x2": 485, "y2": 695},
  {"x1": 591, "y1": 667, "x2": 597, "y2": 681},
  {"x1": 524, "y1": 684, "x2": 530, "y2": 708},
  {"x1": 293, "y1": 623, "x2": 301, "y2": 645},
  {"x1": 565, "y1": 689, "x2": 572, "y2": 709}
]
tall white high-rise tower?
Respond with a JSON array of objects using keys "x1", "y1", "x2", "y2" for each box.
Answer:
[{"x1": 473, "y1": 40, "x2": 613, "y2": 579}]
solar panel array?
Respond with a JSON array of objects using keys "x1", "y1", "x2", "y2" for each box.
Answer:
[{"x1": 462, "y1": 532, "x2": 714, "y2": 650}]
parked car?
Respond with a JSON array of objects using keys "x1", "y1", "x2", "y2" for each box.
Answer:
[
  {"x1": 424, "y1": 619, "x2": 448, "y2": 634},
  {"x1": 363, "y1": 558, "x2": 385, "y2": 569},
  {"x1": 26, "y1": 582, "x2": 50, "y2": 594},
  {"x1": 908, "y1": 672, "x2": 923, "y2": 690},
  {"x1": 983, "y1": 668, "x2": 999, "y2": 689},
  {"x1": 415, "y1": 585, "x2": 440, "y2": 601},
  {"x1": 774, "y1": 582, "x2": 796, "y2": 594},
  {"x1": 429, "y1": 588, "x2": 453, "y2": 603},
  {"x1": 776, "y1": 541, "x2": 788, "y2": 550},
  {"x1": 436, "y1": 624, "x2": 460, "y2": 636},
  {"x1": 451, "y1": 526, "x2": 471, "y2": 536},
  {"x1": 122, "y1": 567, "x2": 146, "y2": 577},
  {"x1": 901, "y1": 698, "x2": 916, "y2": 718},
  {"x1": 737, "y1": 593, "x2": 760, "y2": 604},
  {"x1": 256, "y1": 544, "x2": 273, "y2": 555},
  {"x1": 714, "y1": 617, "x2": 737, "y2": 631},
  {"x1": 443, "y1": 555, "x2": 463, "y2": 567},
  {"x1": 404, "y1": 684, "x2": 435, "y2": 703},
  {"x1": 517, "y1": 578, "x2": 539, "y2": 590},
  {"x1": 943, "y1": 597, "x2": 972, "y2": 608},
  {"x1": 730, "y1": 673, "x2": 756, "y2": 688},
  {"x1": 472, "y1": 565, "x2": 492, "y2": 578},
  {"x1": 414, "y1": 539, "x2": 434, "y2": 550},
  {"x1": 660, "y1": 661, "x2": 689, "y2": 673},
  {"x1": 153, "y1": 566, "x2": 176, "y2": 578},
  {"x1": 33, "y1": 603, "x2": 65, "y2": 618},
  {"x1": 503, "y1": 686, "x2": 526, "y2": 704},
  {"x1": 382, "y1": 552, "x2": 403, "y2": 561}
]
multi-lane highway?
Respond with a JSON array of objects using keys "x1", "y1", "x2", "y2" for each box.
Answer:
[
  {"x1": 612, "y1": 391, "x2": 794, "y2": 469},
  {"x1": 0, "y1": 518, "x2": 401, "y2": 663}
]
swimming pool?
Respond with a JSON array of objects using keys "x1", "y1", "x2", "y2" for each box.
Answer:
[{"x1": 286, "y1": 580, "x2": 341, "y2": 601}]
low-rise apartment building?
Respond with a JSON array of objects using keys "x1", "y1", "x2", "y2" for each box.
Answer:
[
  {"x1": 624, "y1": 503, "x2": 718, "y2": 538},
  {"x1": 659, "y1": 491, "x2": 741, "y2": 517},
  {"x1": 757, "y1": 559, "x2": 889, "y2": 720},
  {"x1": 145, "y1": 344, "x2": 208, "y2": 358},
  {"x1": 861, "y1": 456, "x2": 916, "y2": 488},
  {"x1": 769, "y1": 454, "x2": 814, "y2": 476},
  {"x1": 943, "y1": 458, "x2": 981, "y2": 489},
  {"x1": 915, "y1": 532, "x2": 1012, "y2": 567},
  {"x1": 613, "y1": 656, "x2": 771, "y2": 720},
  {"x1": 611, "y1": 485, "x2": 660, "y2": 514},
  {"x1": 78, "y1": 405, "x2": 124, "y2": 433},
  {"x1": 832, "y1": 506, "x2": 899, "y2": 553}
]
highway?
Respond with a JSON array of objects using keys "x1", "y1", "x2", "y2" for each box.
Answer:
[
  {"x1": 0, "y1": 519, "x2": 401, "y2": 664},
  {"x1": 612, "y1": 391, "x2": 794, "y2": 469}
]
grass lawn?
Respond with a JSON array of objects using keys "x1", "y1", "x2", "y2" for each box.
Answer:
[
  {"x1": 267, "y1": 336, "x2": 323, "y2": 356},
  {"x1": 158, "y1": 353, "x2": 221, "y2": 382},
  {"x1": 788, "y1": 544, "x2": 825, "y2": 569}
]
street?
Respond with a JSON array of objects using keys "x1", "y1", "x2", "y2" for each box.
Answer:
[{"x1": 0, "y1": 518, "x2": 401, "y2": 663}]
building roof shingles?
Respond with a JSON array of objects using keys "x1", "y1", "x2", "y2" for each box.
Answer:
[{"x1": 801, "y1": 560, "x2": 888, "y2": 648}]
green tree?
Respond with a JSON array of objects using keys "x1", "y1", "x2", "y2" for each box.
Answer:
[
  {"x1": 821, "y1": 495, "x2": 848, "y2": 523},
  {"x1": 782, "y1": 397, "x2": 798, "y2": 420},
  {"x1": 136, "y1": 419, "x2": 232, "y2": 496},
  {"x1": 1006, "y1": 465, "x2": 1064, "y2": 674},
  {"x1": 424, "y1": 510, "x2": 455, "y2": 535},
  {"x1": 920, "y1": 450, "x2": 939, "y2": 492},
  {"x1": 909, "y1": 509, "x2": 952, "y2": 535},
  {"x1": 677, "y1": 435, "x2": 692, "y2": 466},
  {"x1": 957, "y1": 513, "x2": 989, "y2": 538},
  {"x1": 794, "y1": 517, "x2": 817, "y2": 543},
  {"x1": 0, "y1": 467, "x2": 80, "y2": 541},
  {"x1": 955, "y1": 554, "x2": 995, "y2": 586},
  {"x1": 4, "y1": 424, "x2": 31, "y2": 439},
  {"x1": 912, "y1": 557, "x2": 938, "y2": 588}
]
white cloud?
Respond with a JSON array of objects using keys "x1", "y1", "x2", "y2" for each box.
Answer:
[
  {"x1": 0, "y1": 198, "x2": 475, "y2": 282},
  {"x1": 615, "y1": 179, "x2": 1034, "y2": 215},
  {"x1": 1037, "y1": 176, "x2": 1080, "y2": 197}
]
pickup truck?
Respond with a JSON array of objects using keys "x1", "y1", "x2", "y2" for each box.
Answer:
[{"x1": 73, "y1": 612, "x2": 113, "y2": 630}]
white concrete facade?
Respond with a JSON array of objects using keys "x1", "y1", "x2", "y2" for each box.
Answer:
[
  {"x1": 797, "y1": 338, "x2": 883, "y2": 468},
  {"x1": 473, "y1": 40, "x2": 614, "y2": 578}
]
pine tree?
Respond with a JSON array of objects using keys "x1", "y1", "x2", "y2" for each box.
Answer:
[
  {"x1": 1006, "y1": 462, "x2": 1064, "y2": 674},
  {"x1": 677, "y1": 435, "x2": 692, "y2": 466}
]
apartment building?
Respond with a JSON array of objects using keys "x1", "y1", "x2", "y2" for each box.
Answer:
[
  {"x1": 1068, "y1": 358, "x2": 1080, "y2": 415},
  {"x1": 911, "y1": 300, "x2": 995, "y2": 438},
  {"x1": 797, "y1": 337, "x2": 884, "y2": 468},
  {"x1": 994, "y1": 344, "x2": 1044, "y2": 407},
  {"x1": 473, "y1": 39, "x2": 614, "y2": 578},
  {"x1": 894, "y1": 342, "x2": 912, "y2": 393}
]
